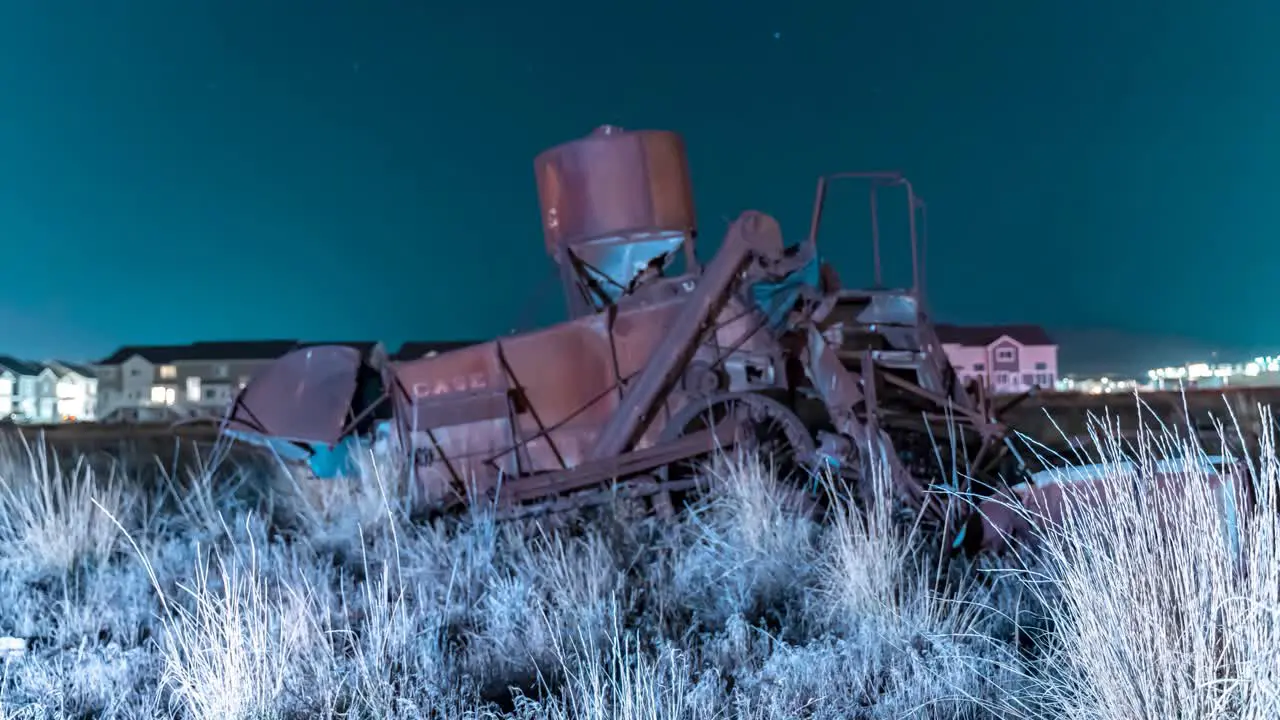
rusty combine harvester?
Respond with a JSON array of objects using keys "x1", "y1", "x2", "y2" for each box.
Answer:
[{"x1": 217, "y1": 125, "x2": 1249, "y2": 557}]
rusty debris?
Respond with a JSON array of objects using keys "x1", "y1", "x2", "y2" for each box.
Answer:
[{"x1": 213, "y1": 125, "x2": 1248, "y2": 558}]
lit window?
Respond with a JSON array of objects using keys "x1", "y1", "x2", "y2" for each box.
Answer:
[
  {"x1": 186, "y1": 377, "x2": 202, "y2": 403},
  {"x1": 159, "y1": 365, "x2": 177, "y2": 379},
  {"x1": 150, "y1": 386, "x2": 176, "y2": 405}
]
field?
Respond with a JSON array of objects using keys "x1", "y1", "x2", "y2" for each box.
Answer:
[
  {"x1": 1001, "y1": 386, "x2": 1280, "y2": 450},
  {"x1": 0, "y1": 400, "x2": 1278, "y2": 719}
]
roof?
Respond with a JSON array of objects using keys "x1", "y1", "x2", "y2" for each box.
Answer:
[
  {"x1": 96, "y1": 338, "x2": 483, "y2": 366},
  {"x1": 98, "y1": 340, "x2": 300, "y2": 365},
  {"x1": 297, "y1": 341, "x2": 381, "y2": 354},
  {"x1": 98, "y1": 345, "x2": 182, "y2": 364},
  {"x1": 0, "y1": 356, "x2": 44, "y2": 377},
  {"x1": 185, "y1": 340, "x2": 301, "y2": 361},
  {"x1": 935, "y1": 324, "x2": 1055, "y2": 347},
  {"x1": 48, "y1": 361, "x2": 97, "y2": 379},
  {"x1": 391, "y1": 340, "x2": 481, "y2": 362}
]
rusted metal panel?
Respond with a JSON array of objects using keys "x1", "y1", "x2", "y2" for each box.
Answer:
[
  {"x1": 223, "y1": 345, "x2": 362, "y2": 446},
  {"x1": 535, "y1": 126, "x2": 698, "y2": 315},
  {"x1": 387, "y1": 294, "x2": 697, "y2": 499},
  {"x1": 969, "y1": 458, "x2": 1254, "y2": 555},
  {"x1": 534, "y1": 125, "x2": 695, "y2": 254}
]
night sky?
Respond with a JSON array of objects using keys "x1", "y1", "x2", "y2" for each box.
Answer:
[{"x1": 2, "y1": 1, "x2": 1277, "y2": 371}]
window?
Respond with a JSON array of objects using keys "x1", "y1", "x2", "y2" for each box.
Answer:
[
  {"x1": 129, "y1": 367, "x2": 141, "y2": 377},
  {"x1": 204, "y1": 387, "x2": 220, "y2": 400},
  {"x1": 973, "y1": 363, "x2": 985, "y2": 371},
  {"x1": 186, "y1": 377, "x2": 202, "y2": 403},
  {"x1": 150, "y1": 386, "x2": 176, "y2": 405},
  {"x1": 952, "y1": 365, "x2": 966, "y2": 372},
  {"x1": 996, "y1": 372, "x2": 1009, "y2": 386},
  {"x1": 1034, "y1": 362, "x2": 1048, "y2": 371},
  {"x1": 994, "y1": 347, "x2": 1016, "y2": 362},
  {"x1": 213, "y1": 364, "x2": 229, "y2": 379},
  {"x1": 158, "y1": 365, "x2": 177, "y2": 379},
  {"x1": 1022, "y1": 373, "x2": 1034, "y2": 387}
]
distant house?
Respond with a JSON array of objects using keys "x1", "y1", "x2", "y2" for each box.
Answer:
[
  {"x1": 94, "y1": 340, "x2": 300, "y2": 421},
  {"x1": 936, "y1": 324, "x2": 1058, "y2": 395},
  {"x1": 0, "y1": 357, "x2": 58, "y2": 423},
  {"x1": 47, "y1": 361, "x2": 99, "y2": 421},
  {"x1": 0, "y1": 361, "x2": 16, "y2": 420}
]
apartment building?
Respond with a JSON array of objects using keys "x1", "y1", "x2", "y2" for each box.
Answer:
[
  {"x1": 47, "y1": 361, "x2": 99, "y2": 421},
  {"x1": 0, "y1": 356, "x2": 59, "y2": 422},
  {"x1": 937, "y1": 324, "x2": 1059, "y2": 395},
  {"x1": 94, "y1": 340, "x2": 299, "y2": 421}
]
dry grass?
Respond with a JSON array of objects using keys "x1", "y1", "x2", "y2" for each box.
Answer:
[{"x1": 0, "y1": 405, "x2": 1275, "y2": 719}]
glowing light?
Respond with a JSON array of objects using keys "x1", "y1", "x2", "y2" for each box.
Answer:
[{"x1": 150, "y1": 386, "x2": 176, "y2": 405}]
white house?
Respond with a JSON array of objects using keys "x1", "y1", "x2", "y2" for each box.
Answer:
[
  {"x1": 936, "y1": 324, "x2": 1059, "y2": 395},
  {"x1": 0, "y1": 357, "x2": 58, "y2": 423},
  {"x1": 47, "y1": 361, "x2": 99, "y2": 421},
  {"x1": 0, "y1": 367, "x2": 12, "y2": 419}
]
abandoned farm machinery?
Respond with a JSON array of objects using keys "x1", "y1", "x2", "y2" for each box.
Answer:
[{"x1": 216, "y1": 125, "x2": 1249, "y2": 557}]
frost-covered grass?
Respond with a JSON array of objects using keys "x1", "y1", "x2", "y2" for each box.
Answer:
[{"x1": 0, "y1": 407, "x2": 1276, "y2": 720}]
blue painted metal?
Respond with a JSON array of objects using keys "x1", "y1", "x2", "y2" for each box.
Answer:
[{"x1": 749, "y1": 253, "x2": 822, "y2": 329}]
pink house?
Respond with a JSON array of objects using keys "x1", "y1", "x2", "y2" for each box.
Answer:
[{"x1": 936, "y1": 324, "x2": 1059, "y2": 395}]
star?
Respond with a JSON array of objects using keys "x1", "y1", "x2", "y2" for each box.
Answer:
[{"x1": 773, "y1": 32, "x2": 781, "y2": 40}]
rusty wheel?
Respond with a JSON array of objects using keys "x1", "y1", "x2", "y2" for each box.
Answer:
[{"x1": 656, "y1": 391, "x2": 818, "y2": 507}]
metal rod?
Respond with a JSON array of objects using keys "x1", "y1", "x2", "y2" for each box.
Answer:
[
  {"x1": 916, "y1": 197, "x2": 929, "y2": 305},
  {"x1": 903, "y1": 178, "x2": 919, "y2": 295}
]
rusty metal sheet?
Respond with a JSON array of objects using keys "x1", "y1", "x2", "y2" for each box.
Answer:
[
  {"x1": 388, "y1": 296, "x2": 688, "y2": 486},
  {"x1": 534, "y1": 126, "x2": 695, "y2": 254},
  {"x1": 534, "y1": 126, "x2": 696, "y2": 305},
  {"x1": 970, "y1": 460, "x2": 1254, "y2": 554},
  {"x1": 224, "y1": 345, "x2": 363, "y2": 446},
  {"x1": 384, "y1": 283, "x2": 783, "y2": 503}
]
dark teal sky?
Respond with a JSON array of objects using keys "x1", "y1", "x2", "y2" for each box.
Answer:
[{"x1": 2, "y1": 1, "x2": 1277, "y2": 369}]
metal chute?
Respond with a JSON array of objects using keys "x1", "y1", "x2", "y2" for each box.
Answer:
[{"x1": 214, "y1": 345, "x2": 370, "y2": 476}]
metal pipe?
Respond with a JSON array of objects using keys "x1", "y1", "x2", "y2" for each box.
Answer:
[
  {"x1": 806, "y1": 176, "x2": 828, "y2": 248},
  {"x1": 902, "y1": 178, "x2": 919, "y2": 295},
  {"x1": 916, "y1": 197, "x2": 929, "y2": 305}
]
